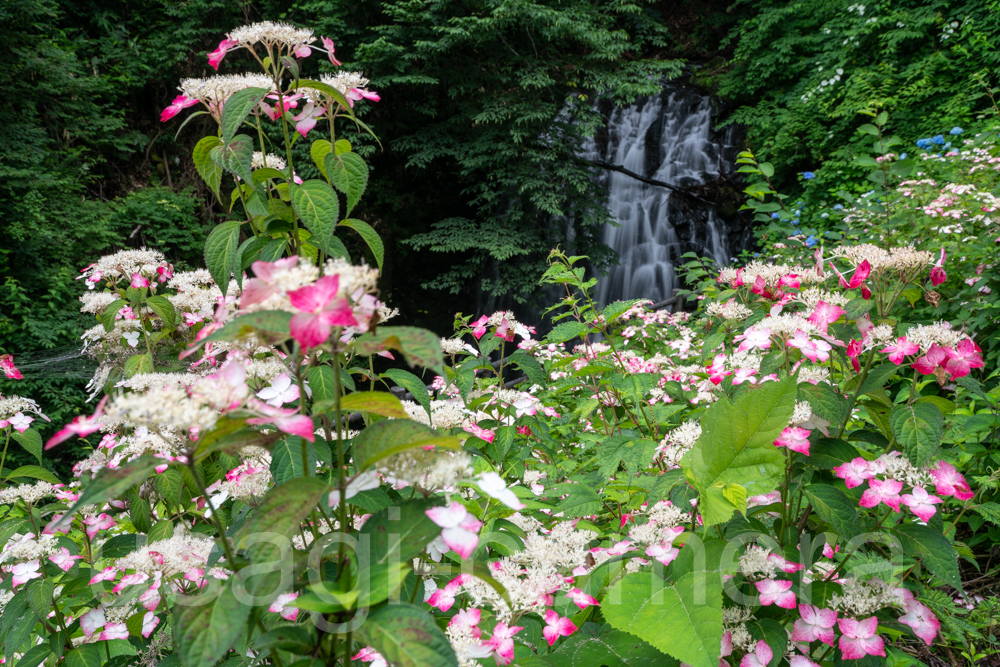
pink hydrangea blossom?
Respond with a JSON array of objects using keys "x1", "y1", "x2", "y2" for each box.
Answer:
[
  {"x1": 484, "y1": 621, "x2": 523, "y2": 665},
  {"x1": 46, "y1": 396, "x2": 108, "y2": 449},
  {"x1": 10, "y1": 560, "x2": 42, "y2": 588},
  {"x1": 740, "y1": 639, "x2": 773, "y2": 667},
  {"x1": 425, "y1": 502, "x2": 483, "y2": 559},
  {"x1": 929, "y1": 248, "x2": 947, "y2": 286},
  {"x1": 774, "y1": 426, "x2": 811, "y2": 455},
  {"x1": 542, "y1": 609, "x2": 577, "y2": 646},
  {"x1": 756, "y1": 578, "x2": 796, "y2": 608},
  {"x1": 859, "y1": 478, "x2": 903, "y2": 512},
  {"x1": 0, "y1": 354, "x2": 23, "y2": 379},
  {"x1": 807, "y1": 300, "x2": 846, "y2": 333},
  {"x1": 49, "y1": 547, "x2": 84, "y2": 571},
  {"x1": 880, "y1": 337, "x2": 919, "y2": 365},
  {"x1": 898, "y1": 599, "x2": 940, "y2": 645},
  {"x1": 901, "y1": 486, "x2": 943, "y2": 521},
  {"x1": 928, "y1": 460, "x2": 974, "y2": 500},
  {"x1": 269, "y1": 592, "x2": 300, "y2": 621},
  {"x1": 837, "y1": 616, "x2": 885, "y2": 659},
  {"x1": 912, "y1": 344, "x2": 948, "y2": 375},
  {"x1": 288, "y1": 274, "x2": 357, "y2": 349},
  {"x1": 833, "y1": 457, "x2": 873, "y2": 489},
  {"x1": 792, "y1": 604, "x2": 837, "y2": 646},
  {"x1": 942, "y1": 339, "x2": 985, "y2": 379},
  {"x1": 566, "y1": 587, "x2": 599, "y2": 609},
  {"x1": 208, "y1": 39, "x2": 239, "y2": 70},
  {"x1": 448, "y1": 608, "x2": 482, "y2": 638}
]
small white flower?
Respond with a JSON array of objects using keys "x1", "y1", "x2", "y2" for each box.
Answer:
[
  {"x1": 476, "y1": 472, "x2": 525, "y2": 510},
  {"x1": 256, "y1": 373, "x2": 300, "y2": 407},
  {"x1": 122, "y1": 331, "x2": 140, "y2": 348}
]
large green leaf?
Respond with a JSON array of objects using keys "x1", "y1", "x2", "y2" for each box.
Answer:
[
  {"x1": 270, "y1": 437, "x2": 317, "y2": 484},
  {"x1": 307, "y1": 366, "x2": 338, "y2": 403},
  {"x1": 353, "y1": 326, "x2": 445, "y2": 375},
  {"x1": 681, "y1": 377, "x2": 796, "y2": 524},
  {"x1": 204, "y1": 220, "x2": 242, "y2": 296},
  {"x1": 192, "y1": 136, "x2": 224, "y2": 199},
  {"x1": 352, "y1": 419, "x2": 459, "y2": 472},
  {"x1": 857, "y1": 363, "x2": 899, "y2": 398},
  {"x1": 11, "y1": 429, "x2": 42, "y2": 465},
  {"x1": 335, "y1": 392, "x2": 409, "y2": 419},
  {"x1": 311, "y1": 139, "x2": 333, "y2": 178},
  {"x1": 65, "y1": 645, "x2": 102, "y2": 667},
  {"x1": 5, "y1": 465, "x2": 60, "y2": 484},
  {"x1": 360, "y1": 498, "x2": 442, "y2": 565},
  {"x1": 221, "y1": 87, "x2": 268, "y2": 143},
  {"x1": 602, "y1": 571, "x2": 723, "y2": 667},
  {"x1": 241, "y1": 476, "x2": 329, "y2": 597},
  {"x1": 326, "y1": 151, "x2": 368, "y2": 214},
  {"x1": 356, "y1": 603, "x2": 457, "y2": 667},
  {"x1": 546, "y1": 321, "x2": 590, "y2": 344},
  {"x1": 893, "y1": 524, "x2": 962, "y2": 591},
  {"x1": 383, "y1": 368, "x2": 431, "y2": 421},
  {"x1": 596, "y1": 434, "x2": 657, "y2": 480},
  {"x1": 210, "y1": 134, "x2": 255, "y2": 189},
  {"x1": 546, "y1": 624, "x2": 677, "y2": 667},
  {"x1": 746, "y1": 618, "x2": 785, "y2": 667},
  {"x1": 797, "y1": 381, "x2": 844, "y2": 424},
  {"x1": 291, "y1": 180, "x2": 339, "y2": 256},
  {"x1": 509, "y1": 349, "x2": 546, "y2": 387},
  {"x1": 890, "y1": 403, "x2": 943, "y2": 468},
  {"x1": 146, "y1": 294, "x2": 177, "y2": 330},
  {"x1": 804, "y1": 483, "x2": 859, "y2": 538},
  {"x1": 339, "y1": 218, "x2": 383, "y2": 270},
  {"x1": 171, "y1": 578, "x2": 252, "y2": 667}
]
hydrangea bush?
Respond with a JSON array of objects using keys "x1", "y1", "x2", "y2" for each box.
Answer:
[{"x1": 0, "y1": 22, "x2": 998, "y2": 667}]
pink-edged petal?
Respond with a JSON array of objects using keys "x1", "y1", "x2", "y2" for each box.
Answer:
[{"x1": 441, "y1": 527, "x2": 479, "y2": 560}]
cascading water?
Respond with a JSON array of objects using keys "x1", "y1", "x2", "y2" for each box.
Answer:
[{"x1": 586, "y1": 85, "x2": 741, "y2": 306}]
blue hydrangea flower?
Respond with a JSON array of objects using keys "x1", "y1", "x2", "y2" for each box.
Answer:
[
  {"x1": 805, "y1": 236, "x2": 817, "y2": 247},
  {"x1": 771, "y1": 212, "x2": 780, "y2": 219},
  {"x1": 802, "y1": 172, "x2": 816, "y2": 180},
  {"x1": 949, "y1": 127, "x2": 963, "y2": 135},
  {"x1": 943, "y1": 142, "x2": 952, "y2": 150},
  {"x1": 931, "y1": 134, "x2": 945, "y2": 145},
  {"x1": 899, "y1": 153, "x2": 907, "y2": 159},
  {"x1": 821, "y1": 212, "x2": 829, "y2": 218},
  {"x1": 833, "y1": 204, "x2": 844, "y2": 210},
  {"x1": 916, "y1": 139, "x2": 932, "y2": 149}
]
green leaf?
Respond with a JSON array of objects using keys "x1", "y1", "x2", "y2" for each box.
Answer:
[
  {"x1": 809, "y1": 438, "x2": 861, "y2": 469},
  {"x1": 383, "y1": 369, "x2": 431, "y2": 421},
  {"x1": 65, "y1": 645, "x2": 103, "y2": 667},
  {"x1": 254, "y1": 626, "x2": 314, "y2": 654},
  {"x1": 893, "y1": 524, "x2": 962, "y2": 591},
  {"x1": 597, "y1": 434, "x2": 657, "y2": 480},
  {"x1": 67, "y1": 456, "x2": 160, "y2": 520},
  {"x1": 337, "y1": 392, "x2": 409, "y2": 419},
  {"x1": 804, "y1": 484, "x2": 859, "y2": 538},
  {"x1": 360, "y1": 499, "x2": 442, "y2": 565},
  {"x1": 890, "y1": 403, "x2": 943, "y2": 467},
  {"x1": 146, "y1": 295, "x2": 177, "y2": 330},
  {"x1": 291, "y1": 80, "x2": 358, "y2": 120},
  {"x1": 172, "y1": 578, "x2": 252, "y2": 667},
  {"x1": 210, "y1": 134, "x2": 256, "y2": 190},
  {"x1": 508, "y1": 350, "x2": 545, "y2": 387},
  {"x1": 746, "y1": 618, "x2": 785, "y2": 667},
  {"x1": 259, "y1": 238, "x2": 287, "y2": 262},
  {"x1": 237, "y1": 234, "x2": 272, "y2": 276},
  {"x1": 148, "y1": 520, "x2": 175, "y2": 543},
  {"x1": 307, "y1": 366, "x2": 338, "y2": 403},
  {"x1": 155, "y1": 467, "x2": 183, "y2": 509},
  {"x1": 290, "y1": 180, "x2": 339, "y2": 256},
  {"x1": 311, "y1": 139, "x2": 332, "y2": 178},
  {"x1": 11, "y1": 429, "x2": 42, "y2": 465},
  {"x1": 5, "y1": 465, "x2": 60, "y2": 484},
  {"x1": 546, "y1": 321, "x2": 590, "y2": 344},
  {"x1": 546, "y1": 625, "x2": 675, "y2": 667},
  {"x1": 603, "y1": 571, "x2": 723, "y2": 667},
  {"x1": 645, "y1": 469, "x2": 685, "y2": 507},
  {"x1": 354, "y1": 326, "x2": 445, "y2": 375},
  {"x1": 556, "y1": 484, "x2": 603, "y2": 517},
  {"x1": 204, "y1": 220, "x2": 242, "y2": 296},
  {"x1": 124, "y1": 353, "x2": 153, "y2": 377},
  {"x1": 193, "y1": 136, "x2": 224, "y2": 199},
  {"x1": 100, "y1": 534, "x2": 146, "y2": 559},
  {"x1": 352, "y1": 420, "x2": 459, "y2": 472},
  {"x1": 100, "y1": 298, "x2": 128, "y2": 332},
  {"x1": 681, "y1": 377, "x2": 796, "y2": 521},
  {"x1": 339, "y1": 218, "x2": 383, "y2": 271},
  {"x1": 326, "y1": 152, "x2": 369, "y2": 215},
  {"x1": 858, "y1": 363, "x2": 899, "y2": 398},
  {"x1": 457, "y1": 365, "x2": 476, "y2": 403},
  {"x1": 956, "y1": 375, "x2": 994, "y2": 408},
  {"x1": 26, "y1": 578, "x2": 54, "y2": 620},
  {"x1": 356, "y1": 603, "x2": 458, "y2": 667},
  {"x1": 845, "y1": 298, "x2": 874, "y2": 321},
  {"x1": 15, "y1": 644, "x2": 52, "y2": 667},
  {"x1": 221, "y1": 87, "x2": 268, "y2": 144},
  {"x1": 797, "y1": 381, "x2": 844, "y2": 424},
  {"x1": 270, "y1": 437, "x2": 317, "y2": 484},
  {"x1": 241, "y1": 476, "x2": 329, "y2": 597}
]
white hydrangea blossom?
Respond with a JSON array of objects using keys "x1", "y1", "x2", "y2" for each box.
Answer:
[
  {"x1": 227, "y1": 21, "x2": 315, "y2": 47},
  {"x1": 179, "y1": 74, "x2": 274, "y2": 104}
]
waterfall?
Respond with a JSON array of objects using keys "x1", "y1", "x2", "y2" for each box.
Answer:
[{"x1": 587, "y1": 85, "x2": 740, "y2": 306}]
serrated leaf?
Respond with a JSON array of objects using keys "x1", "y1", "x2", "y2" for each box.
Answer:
[
  {"x1": 270, "y1": 437, "x2": 317, "y2": 484},
  {"x1": 337, "y1": 392, "x2": 409, "y2": 419},
  {"x1": 11, "y1": 429, "x2": 42, "y2": 465},
  {"x1": 597, "y1": 434, "x2": 657, "y2": 480},
  {"x1": 5, "y1": 465, "x2": 60, "y2": 484},
  {"x1": 101, "y1": 299, "x2": 128, "y2": 332},
  {"x1": 100, "y1": 533, "x2": 146, "y2": 559},
  {"x1": 221, "y1": 87, "x2": 268, "y2": 144},
  {"x1": 311, "y1": 139, "x2": 332, "y2": 178},
  {"x1": 797, "y1": 381, "x2": 844, "y2": 424},
  {"x1": 326, "y1": 152, "x2": 368, "y2": 214},
  {"x1": 893, "y1": 523, "x2": 962, "y2": 591},
  {"x1": 857, "y1": 363, "x2": 899, "y2": 397},
  {"x1": 146, "y1": 295, "x2": 177, "y2": 330},
  {"x1": 241, "y1": 476, "x2": 329, "y2": 596},
  {"x1": 383, "y1": 369, "x2": 430, "y2": 420},
  {"x1": 124, "y1": 353, "x2": 153, "y2": 377},
  {"x1": 546, "y1": 625, "x2": 674, "y2": 667},
  {"x1": 155, "y1": 468, "x2": 183, "y2": 509},
  {"x1": 360, "y1": 499, "x2": 442, "y2": 565},
  {"x1": 204, "y1": 220, "x2": 242, "y2": 296},
  {"x1": 457, "y1": 365, "x2": 476, "y2": 403},
  {"x1": 148, "y1": 520, "x2": 174, "y2": 543},
  {"x1": 352, "y1": 420, "x2": 459, "y2": 472},
  {"x1": 291, "y1": 180, "x2": 339, "y2": 255},
  {"x1": 306, "y1": 366, "x2": 338, "y2": 403},
  {"x1": 65, "y1": 645, "x2": 103, "y2": 667},
  {"x1": 172, "y1": 579, "x2": 252, "y2": 667},
  {"x1": 193, "y1": 136, "x2": 224, "y2": 199},
  {"x1": 353, "y1": 326, "x2": 445, "y2": 375},
  {"x1": 975, "y1": 502, "x2": 1000, "y2": 526},
  {"x1": 356, "y1": 603, "x2": 457, "y2": 667},
  {"x1": 26, "y1": 578, "x2": 53, "y2": 620},
  {"x1": 546, "y1": 321, "x2": 590, "y2": 344},
  {"x1": 603, "y1": 571, "x2": 723, "y2": 667},
  {"x1": 804, "y1": 483, "x2": 859, "y2": 538},
  {"x1": 890, "y1": 403, "x2": 943, "y2": 467},
  {"x1": 210, "y1": 134, "x2": 256, "y2": 190},
  {"x1": 339, "y1": 218, "x2": 383, "y2": 271},
  {"x1": 556, "y1": 485, "x2": 603, "y2": 517}
]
